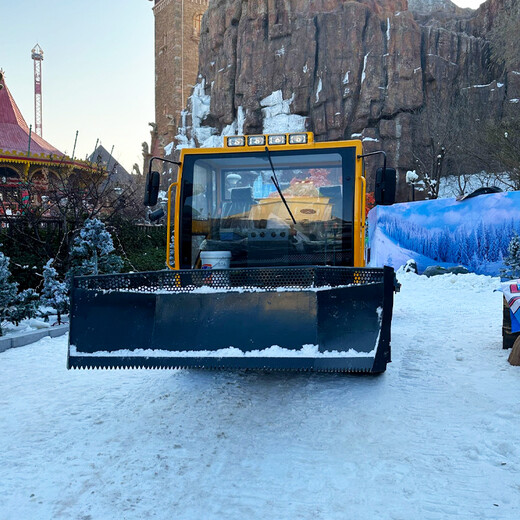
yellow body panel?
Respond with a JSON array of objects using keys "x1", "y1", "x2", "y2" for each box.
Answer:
[{"x1": 166, "y1": 135, "x2": 366, "y2": 270}]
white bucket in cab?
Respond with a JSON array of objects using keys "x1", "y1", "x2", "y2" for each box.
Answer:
[{"x1": 200, "y1": 250, "x2": 232, "y2": 270}]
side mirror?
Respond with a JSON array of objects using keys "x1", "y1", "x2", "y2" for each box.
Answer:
[
  {"x1": 148, "y1": 208, "x2": 165, "y2": 222},
  {"x1": 374, "y1": 167, "x2": 396, "y2": 206},
  {"x1": 144, "y1": 170, "x2": 161, "y2": 207}
]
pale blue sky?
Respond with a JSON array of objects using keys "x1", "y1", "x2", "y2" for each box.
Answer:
[{"x1": 0, "y1": 0, "x2": 485, "y2": 172}]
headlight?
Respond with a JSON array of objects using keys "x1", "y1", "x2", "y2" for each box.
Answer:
[
  {"x1": 247, "y1": 135, "x2": 266, "y2": 146},
  {"x1": 267, "y1": 134, "x2": 287, "y2": 145},
  {"x1": 289, "y1": 133, "x2": 308, "y2": 145},
  {"x1": 226, "y1": 136, "x2": 246, "y2": 147}
]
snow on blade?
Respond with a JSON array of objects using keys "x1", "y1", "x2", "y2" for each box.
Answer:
[
  {"x1": 95, "y1": 282, "x2": 378, "y2": 295},
  {"x1": 69, "y1": 344, "x2": 376, "y2": 359}
]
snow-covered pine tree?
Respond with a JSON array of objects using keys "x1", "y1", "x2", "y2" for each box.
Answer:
[
  {"x1": 68, "y1": 218, "x2": 123, "y2": 277},
  {"x1": 0, "y1": 251, "x2": 18, "y2": 336},
  {"x1": 502, "y1": 232, "x2": 520, "y2": 279},
  {"x1": 9, "y1": 289, "x2": 40, "y2": 326},
  {"x1": 41, "y1": 259, "x2": 69, "y2": 325}
]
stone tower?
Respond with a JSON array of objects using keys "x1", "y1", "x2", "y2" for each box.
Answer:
[{"x1": 149, "y1": 0, "x2": 210, "y2": 156}]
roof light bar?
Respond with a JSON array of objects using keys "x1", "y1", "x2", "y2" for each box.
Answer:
[
  {"x1": 289, "y1": 133, "x2": 309, "y2": 145},
  {"x1": 268, "y1": 134, "x2": 287, "y2": 146},
  {"x1": 226, "y1": 136, "x2": 246, "y2": 147},
  {"x1": 247, "y1": 135, "x2": 266, "y2": 146}
]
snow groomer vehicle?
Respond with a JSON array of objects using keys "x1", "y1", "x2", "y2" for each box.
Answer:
[{"x1": 68, "y1": 132, "x2": 397, "y2": 373}]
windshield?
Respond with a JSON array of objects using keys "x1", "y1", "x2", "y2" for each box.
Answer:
[{"x1": 179, "y1": 148, "x2": 356, "y2": 269}]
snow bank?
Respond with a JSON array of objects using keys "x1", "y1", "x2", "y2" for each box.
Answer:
[{"x1": 1, "y1": 315, "x2": 67, "y2": 338}]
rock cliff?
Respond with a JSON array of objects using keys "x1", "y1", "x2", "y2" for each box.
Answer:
[{"x1": 174, "y1": 0, "x2": 520, "y2": 199}]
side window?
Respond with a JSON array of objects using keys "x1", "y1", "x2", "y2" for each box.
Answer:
[
  {"x1": 190, "y1": 163, "x2": 217, "y2": 220},
  {"x1": 190, "y1": 163, "x2": 209, "y2": 219}
]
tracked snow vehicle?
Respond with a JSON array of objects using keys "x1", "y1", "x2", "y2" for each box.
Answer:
[{"x1": 68, "y1": 133, "x2": 397, "y2": 373}]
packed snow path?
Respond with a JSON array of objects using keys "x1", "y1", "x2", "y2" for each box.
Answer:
[{"x1": 1, "y1": 273, "x2": 520, "y2": 520}]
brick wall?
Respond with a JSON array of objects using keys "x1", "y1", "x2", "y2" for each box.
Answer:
[{"x1": 152, "y1": 0, "x2": 209, "y2": 153}]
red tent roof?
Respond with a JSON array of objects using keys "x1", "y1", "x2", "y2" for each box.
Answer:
[{"x1": 0, "y1": 73, "x2": 64, "y2": 157}]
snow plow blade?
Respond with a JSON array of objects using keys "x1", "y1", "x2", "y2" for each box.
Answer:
[{"x1": 68, "y1": 266, "x2": 395, "y2": 373}]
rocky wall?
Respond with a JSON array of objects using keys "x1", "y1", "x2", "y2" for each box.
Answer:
[{"x1": 174, "y1": 0, "x2": 519, "y2": 199}]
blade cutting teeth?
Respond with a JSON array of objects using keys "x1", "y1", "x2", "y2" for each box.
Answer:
[{"x1": 68, "y1": 358, "x2": 373, "y2": 373}]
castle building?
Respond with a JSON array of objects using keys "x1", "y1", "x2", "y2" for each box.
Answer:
[{"x1": 148, "y1": 0, "x2": 209, "y2": 159}]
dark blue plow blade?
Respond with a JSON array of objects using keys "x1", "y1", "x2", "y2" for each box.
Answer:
[{"x1": 68, "y1": 266, "x2": 395, "y2": 373}]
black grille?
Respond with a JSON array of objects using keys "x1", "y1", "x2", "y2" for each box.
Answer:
[{"x1": 74, "y1": 266, "x2": 385, "y2": 293}]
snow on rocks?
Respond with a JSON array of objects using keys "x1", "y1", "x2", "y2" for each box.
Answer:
[
  {"x1": 1, "y1": 273, "x2": 520, "y2": 520},
  {"x1": 174, "y1": 85, "x2": 306, "y2": 152},
  {"x1": 163, "y1": 141, "x2": 174, "y2": 155},
  {"x1": 260, "y1": 90, "x2": 307, "y2": 134},
  {"x1": 315, "y1": 78, "x2": 322, "y2": 103},
  {"x1": 361, "y1": 52, "x2": 370, "y2": 84},
  {"x1": 175, "y1": 80, "x2": 221, "y2": 149}
]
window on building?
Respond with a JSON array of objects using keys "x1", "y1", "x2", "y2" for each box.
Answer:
[{"x1": 193, "y1": 13, "x2": 203, "y2": 39}]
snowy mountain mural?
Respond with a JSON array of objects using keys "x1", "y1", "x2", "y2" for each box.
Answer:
[{"x1": 368, "y1": 191, "x2": 520, "y2": 276}]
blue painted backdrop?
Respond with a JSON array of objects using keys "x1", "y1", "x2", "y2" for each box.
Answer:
[{"x1": 367, "y1": 191, "x2": 520, "y2": 276}]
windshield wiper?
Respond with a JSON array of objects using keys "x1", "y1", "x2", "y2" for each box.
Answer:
[{"x1": 264, "y1": 146, "x2": 296, "y2": 225}]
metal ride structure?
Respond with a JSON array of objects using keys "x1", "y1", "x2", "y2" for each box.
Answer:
[
  {"x1": 31, "y1": 44, "x2": 44, "y2": 137},
  {"x1": 68, "y1": 132, "x2": 398, "y2": 373}
]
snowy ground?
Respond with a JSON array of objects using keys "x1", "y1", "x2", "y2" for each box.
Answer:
[
  {"x1": 1, "y1": 273, "x2": 520, "y2": 520},
  {"x1": 1, "y1": 312, "x2": 67, "y2": 339}
]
